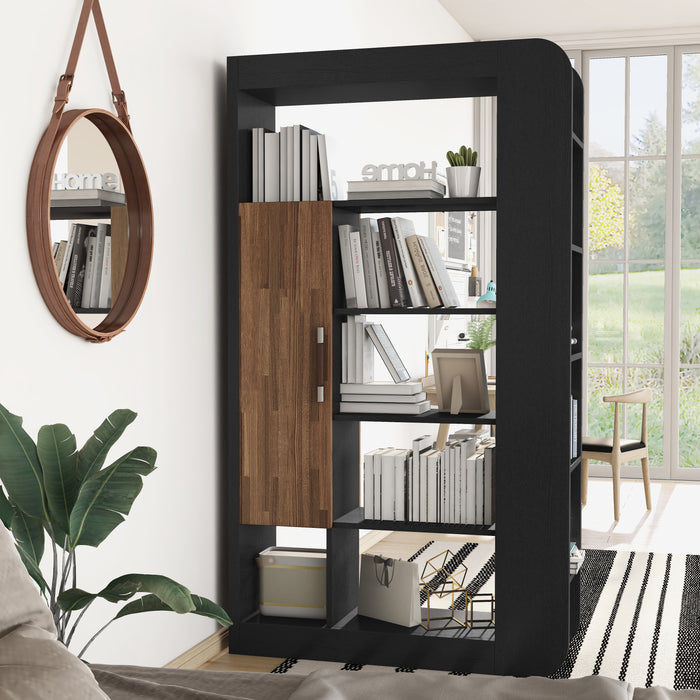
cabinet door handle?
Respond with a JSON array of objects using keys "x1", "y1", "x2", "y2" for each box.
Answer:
[{"x1": 317, "y1": 327, "x2": 325, "y2": 402}]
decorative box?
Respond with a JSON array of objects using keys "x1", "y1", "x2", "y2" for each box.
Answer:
[{"x1": 256, "y1": 546, "x2": 326, "y2": 619}]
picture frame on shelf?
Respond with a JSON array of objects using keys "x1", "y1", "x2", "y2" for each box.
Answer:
[{"x1": 432, "y1": 348, "x2": 489, "y2": 414}]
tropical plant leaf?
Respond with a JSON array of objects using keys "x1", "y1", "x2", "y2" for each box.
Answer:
[
  {"x1": 114, "y1": 593, "x2": 232, "y2": 626},
  {"x1": 11, "y1": 507, "x2": 46, "y2": 593},
  {"x1": 37, "y1": 424, "x2": 79, "y2": 538},
  {"x1": 77, "y1": 409, "x2": 137, "y2": 482},
  {"x1": 58, "y1": 573, "x2": 195, "y2": 613},
  {"x1": 0, "y1": 485, "x2": 13, "y2": 528},
  {"x1": 0, "y1": 403, "x2": 48, "y2": 523},
  {"x1": 69, "y1": 446, "x2": 156, "y2": 548}
]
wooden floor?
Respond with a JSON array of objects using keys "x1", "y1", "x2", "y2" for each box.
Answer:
[{"x1": 199, "y1": 477, "x2": 700, "y2": 672}]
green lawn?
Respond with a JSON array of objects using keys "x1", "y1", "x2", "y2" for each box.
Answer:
[{"x1": 587, "y1": 268, "x2": 700, "y2": 469}]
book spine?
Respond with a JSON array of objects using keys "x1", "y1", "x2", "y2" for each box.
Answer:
[
  {"x1": 390, "y1": 218, "x2": 427, "y2": 307},
  {"x1": 427, "y1": 451, "x2": 440, "y2": 522},
  {"x1": 377, "y1": 217, "x2": 408, "y2": 307},
  {"x1": 348, "y1": 230, "x2": 368, "y2": 308},
  {"x1": 89, "y1": 223, "x2": 108, "y2": 308},
  {"x1": 97, "y1": 235, "x2": 112, "y2": 308},
  {"x1": 338, "y1": 401, "x2": 430, "y2": 414},
  {"x1": 337, "y1": 225, "x2": 357, "y2": 308},
  {"x1": 405, "y1": 235, "x2": 442, "y2": 308},
  {"x1": 58, "y1": 225, "x2": 77, "y2": 287},
  {"x1": 359, "y1": 219, "x2": 380, "y2": 308},
  {"x1": 301, "y1": 128, "x2": 310, "y2": 201},
  {"x1": 370, "y1": 222, "x2": 391, "y2": 308},
  {"x1": 80, "y1": 233, "x2": 97, "y2": 308},
  {"x1": 252, "y1": 127, "x2": 259, "y2": 202},
  {"x1": 380, "y1": 452, "x2": 396, "y2": 521},
  {"x1": 263, "y1": 132, "x2": 280, "y2": 202},
  {"x1": 475, "y1": 452, "x2": 485, "y2": 525},
  {"x1": 365, "y1": 324, "x2": 410, "y2": 383},
  {"x1": 292, "y1": 124, "x2": 301, "y2": 201},
  {"x1": 341, "y1": 321, "x2": 348, "y2": 383},
  {"x1": 364, "y1": 451, "x2": 374, "y2": 520},
  {"x1": 394, "y1": 451, "x2": 407, "y2": 522},
  {"x1": 317, "y1": 134, "x2": 331, "y2": 201},
  {"x1": 418, "y1": 236, "x2": 459, "y2": 307},
  {"x1": 279, "y1": 126, "x2": 288, "y2": 201},
  {"x1": 65, "y1": 224, "x2": 89, "y2": 307},
  {"x1": 309, "y1": 134, "x2": 319, "y2": 201},
  {"x1": 53, "y1": 240, "x2": 68, "y2": 282}
]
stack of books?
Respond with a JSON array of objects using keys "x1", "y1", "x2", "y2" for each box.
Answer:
[
  {"x1": 53, "y1": 222, "x2": 113, "y2": 310},
  {"x1": 363, "y1": 433, "x2": 495, "y2": 525},
  {"x1": 347, "y1": 178, "x2": 446, "y2": 199},
  {"x1": 339, "y1": 380, "x2": 431, "y2": 415},
  {"x1": 338, "y1": 216, "x2": 460, "y2": 309},
  {"x1": 251, "y1": 124, "x2": 331, "y2": 202},
  {"x1": 570, "y1": 543, "x2": 586, "y2": 574}
]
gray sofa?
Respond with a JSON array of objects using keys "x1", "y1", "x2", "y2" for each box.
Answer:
[{"x1": 2, "y1": 522, "x2": 697, "y2": 699}]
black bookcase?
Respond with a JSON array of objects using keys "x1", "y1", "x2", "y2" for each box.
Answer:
[{"x1": 224, "y1": 39, "x2": 583, "y2": 676}]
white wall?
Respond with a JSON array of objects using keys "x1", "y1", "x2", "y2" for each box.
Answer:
[{"x1": 1, "y1": 0, "x2": 470, "y2": 666}]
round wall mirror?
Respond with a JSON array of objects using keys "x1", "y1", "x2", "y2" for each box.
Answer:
[{"x1": 27, "y1": 108, "x2": 153, "y2": 342}]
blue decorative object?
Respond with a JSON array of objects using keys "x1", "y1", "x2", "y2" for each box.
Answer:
[{"x1": 477, "y1": 280, "x2": 496, "y2": 305}]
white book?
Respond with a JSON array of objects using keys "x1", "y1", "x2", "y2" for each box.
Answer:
[
  {"x1": 97, "y1": 236, "x2": 112, "y2": 308},
  {"x1": 89, "y1": 223, "x2": 108, "y2": 308},
  {"x1": 454, "y1": 441, "x2": 462, "y2": 525},
  {"x1": 475, "y1": 452, "x2": 485, "y2": 526},
  {"x1": 341, "y1": 391, "x2": 427, "y2": 403},
  {"x1": 338, "y1": 400, "x2": 431, "y2": 415},
  {"x1": 354, "y1": 315, "x2": 373, "y2": 384},
  {"x1": 369, "y1": 220, "x2": 391, "y2": 308},
  {"x1": 337, "y1": 224, "x2": 357, "y2": 308},
  {"x1": 309, "y1": 134, "x2": 319, "y2": 201},
  {"x1": 59, "y1": 224, "x2": 77, "y2": 287},
  {"x1": 279, "y1": 126, "x2": 289, "y2": 201},
  {"x1": 380, "y1": 448, "x2": 402, "y2": 521},
  {"x1": 301, "y1": 128, "x2": 310, "y2": 201},
  {"x1": 365, "y1": 323, "x2": 410, "y2": 383},
  {"x1": 418, "y1": 235, "x2": 460, "y2": 307},
  {"x1": 390, "y1": 218, "x2": 428, "y2": 307},
  {"x1": 411, "y1": 435, "x2": 433, "y2": 522},
  {"x1": 257, "y1": 128, "x2": 265, "y2": 202},
  {"x1": 484, "y1": 443, "x2": 496, "y2": 525},
  {"x1": 448, "y1": 443, "x2": 457, "y2": 525},
  {"x1": 364, "y1": 447, "x2": 390, "y2": 520},
  {"x1": 317, "y1": 134, "x2": 331, "y2": 200},
  {"x1": 346, "y1": 316, "x2": 356, "y2": 383},
  {"x1": 341, "y1": 322, "x2": 348, "y2": 383},
  {"x1": 459, "y1": 440, "x2": 468, "y2": 525},
  {"x1": 263, "y1": 132, "x2": 280, "y2": 202},
  {"x1": 292, "y1": 124, "x2": 302, "y2": 201},
  {"x1": 80, "y1": 233, "x2": 97, "y2": 308},
  {"x1": 419, "y1": 449, "x2": 430, "y2": 522},
  {"x1": 339, "y1": 380, "x2": 424, "y2": 395},
  {"x1": 252, "y1": 127, "x2": 260, "y2": 202},
  {"x1": 393, "y1": 449, "x2": 410, "y2": 522},
  {"x1": 426, "y1": 449, "x2": 441, "y2": 523},
  {"x1": 466, "y1": 451, "x2": 478, "y2": 524},
  {"x1": 359, "y1": 219, "x2": 380, "y2": 308},
  {"x1": 348, "y1": 229, "x2": 368, "y2": 308}
]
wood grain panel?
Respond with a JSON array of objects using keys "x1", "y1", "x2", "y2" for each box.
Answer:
[{"x1": 239, "y1": 202, "x2": 333, "y2": 527}]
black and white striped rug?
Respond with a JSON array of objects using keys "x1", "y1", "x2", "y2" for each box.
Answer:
[{"x1": 270, "y1": 543, "x2": 700, "y2": 690}]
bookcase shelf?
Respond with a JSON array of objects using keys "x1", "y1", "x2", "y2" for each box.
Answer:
[
  {"x1": 335, "y1": 507, "x2": 496, "y2": 535},
  {"x1": 333, "y1": 196, "x2": 497, "y2": 214},
  {"x1": 336, "y1": 307, "x2": 496, "y2": 316},
  {"x1": 334, "y1": 409, "x2": 496, "y2": 425},
  {"x1": 226, "y1": 39, "x2": 583, "y2": 677}
]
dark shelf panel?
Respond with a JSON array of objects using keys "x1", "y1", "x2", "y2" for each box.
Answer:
[
  {"x1": 243, "y1": 612, "x2": 326, "y2": 628},
  {"x1": 333, "y1": 196, "x2": 497, "y2": 214},
  {"x1": 336, "y1": 306, "x2": 496, "y2": 316},
  {"x1": 73, "y1": 308, "x2": 111, "y2": 314},
  {"x1": 335, "y1": 507, "x2": 496, "y2": 535},
  {"x1": 335, "y1": 409, "x2": 496, "y2": 425}
]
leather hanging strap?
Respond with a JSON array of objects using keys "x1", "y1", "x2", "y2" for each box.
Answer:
[{"x1": 52, "y1": 0, "x2": 131, "y2": 130}]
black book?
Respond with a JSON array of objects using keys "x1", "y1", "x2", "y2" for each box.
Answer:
[
  {"x1": 64, "y1": 223, "x2": 93, "y2": 308},
  {"x1": 377, "y1": 217, "x2": 409, "y2": 307}
]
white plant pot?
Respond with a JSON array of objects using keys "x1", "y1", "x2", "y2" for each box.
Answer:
[{"x1": 446, "y1": 165, "x2": 481, "y2": 197}]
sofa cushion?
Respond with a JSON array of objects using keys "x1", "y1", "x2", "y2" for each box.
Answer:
[{"x1": 0, "y1": 521, "x2": 108, "y2": 698}]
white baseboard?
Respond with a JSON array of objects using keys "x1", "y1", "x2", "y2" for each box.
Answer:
[{"x1": 164, "y1": 627, "x2": 229, "y2": 669}]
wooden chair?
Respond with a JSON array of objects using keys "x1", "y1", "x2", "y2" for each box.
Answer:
[{"x1": 581, "y1": 388, "x2": 653, "y2": 521}]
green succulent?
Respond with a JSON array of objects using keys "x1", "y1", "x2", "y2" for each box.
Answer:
[{"x1": 446, "y1": 145, "x2": 478, "y2": 167}]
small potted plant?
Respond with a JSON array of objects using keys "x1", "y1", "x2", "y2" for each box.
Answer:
[{"x1": 445, "y1": 145, "x2": 480, "y2": 197}]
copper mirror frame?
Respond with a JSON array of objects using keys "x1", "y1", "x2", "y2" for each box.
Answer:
[{"x1": 27, "y1": 108, "x2": 153, "y2": 342}]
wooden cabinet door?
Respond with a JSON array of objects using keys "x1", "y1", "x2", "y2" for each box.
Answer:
[{"x1": 239, "y1": 202, "x2": 333, "y2": 527}]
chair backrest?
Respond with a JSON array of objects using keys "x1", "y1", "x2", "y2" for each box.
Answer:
[{"x1": 602, "y1": 388, "x2": 652, "y2": 444}]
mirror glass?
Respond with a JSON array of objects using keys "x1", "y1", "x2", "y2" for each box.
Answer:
[{"x1": 49, "y1": 118, "x2": 128, "y2": 329}]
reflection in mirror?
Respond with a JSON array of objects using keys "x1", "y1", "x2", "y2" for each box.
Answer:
[{"x1": 49, "y1": 119, "x2": 128, "y2": 329}]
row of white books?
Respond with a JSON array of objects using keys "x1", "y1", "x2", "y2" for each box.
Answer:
[
  {"x1": 251, "y1": 124, "x2": 331, "y2": 203},
  {"x1": 53, "y1": 222, "x2": 113, "y2": 310},
  {"x1": 338, "y1": 217, "x2": 460, "y2": 310},
  {"x1": 571, "y1": 396, "x2": 579, "y2": 460},
  {"x1": 363, "y1": 433, "x2": 496, "y2": 526},
  {"x1": 347, "y1": 177, "x2": 446, "y2": 200}
]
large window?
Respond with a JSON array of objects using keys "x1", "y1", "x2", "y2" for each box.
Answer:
[{"x1": 582, "y1": 47, "x2": 700, "y2": 480}]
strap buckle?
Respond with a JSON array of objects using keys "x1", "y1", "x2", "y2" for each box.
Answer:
[
  {"x1": 53, "y1": 74, "x2": 74, "y2": 114},
  {"x1": 112, "y1": 89, "x2": 127, "y2": 106}
]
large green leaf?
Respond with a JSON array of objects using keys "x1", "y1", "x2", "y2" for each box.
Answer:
[
  {"x1": 0, "y1": 485, "x2": 13, "y2": 528},
  {"x1": 0, "y1": 404, "x2": 48, "y2": 523},
  {"x1": 38, "y1": 424, "x2": 79, "y2": 538},
  {"x1": 58, "y1": 573, "x2": 195, "y2": 614},
  {"x1": 11, "y1": 507, "x2": 46, "y2": 593},
  {"x1": 69, "y1": 446, "x2": 157, "y2": 548},
  {"x1": 114, "y1": 593, "x2": 232, "y2": 626},
  {"x1": 77, "y1": 409, "x2": 137, "y2": 482}
]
